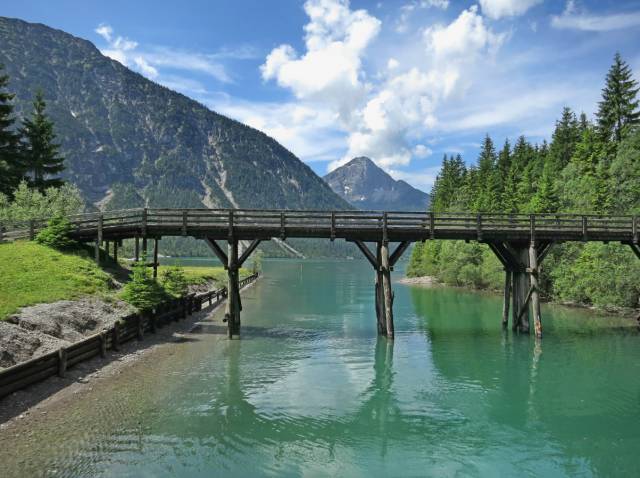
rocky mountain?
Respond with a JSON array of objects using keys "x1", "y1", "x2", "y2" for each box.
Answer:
[
  {"x1": 324, "y1": 157, "x2": 429, "y2": 211},
  {"x1": 0, "y1": 17, "x2": 351, "y2": 215}
]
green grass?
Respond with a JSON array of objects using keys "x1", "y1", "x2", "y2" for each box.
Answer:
[
  {"x1": 0, "y1": 242, "x2": 254, "y2": 320},
  {"x1": 0, "y1": 241, "x2": 113, "y2": 320},
  {"x1": 155, "y1": 265, "x2": 250, "y2": 287}
]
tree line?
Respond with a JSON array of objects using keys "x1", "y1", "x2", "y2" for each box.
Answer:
[
  {"x1": 0, "y1": 63, "x2": 65, "y2": 197},
  {"x1": 408, "y1": 53, "x2": 640, "y2": 310}
]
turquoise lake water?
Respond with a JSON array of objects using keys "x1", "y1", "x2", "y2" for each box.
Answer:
[{"x1": 1, "y1": 258, "x2": 639, "y2": 477}]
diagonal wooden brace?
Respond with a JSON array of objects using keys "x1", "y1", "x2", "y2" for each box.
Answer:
[
  {"x1": 205, "y1": 237, "x2": 229, "y2": 268},
  {"x1": 238, "y1": 239, "x2": 261, "y2": 266},
  {"x1": 353, "y1": 240, "x2": 378, "y2": 269}
]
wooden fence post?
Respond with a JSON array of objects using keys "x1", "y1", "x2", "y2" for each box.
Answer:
[
  {"x1": 99, "y1": 331, "x2": 107, "y2": 357},
  {"x1": 113, "y1": 321, "x2": 120, "y2": 351},
  {"x1": 149, "y1": 311, "x2": 157, "y2": 333},
  {"x1": 137, "y1": 314, "x2": 144, "y2": 341},
  {"x1": 57, "y1": 347, "x2": 67, "y2": 378},
  {"x1": 29, "y1": 220, "x2": 35, "y2": 240}
]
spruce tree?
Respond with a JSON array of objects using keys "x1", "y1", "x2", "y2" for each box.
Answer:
[
  {"x1": 20, "y1": 90, "x2": 65, "y2": 192},
  {"x1": 596, "y1": 53, "x2": 640, "y2": 143},
  {"x1": 0, "y1": 64, "x2": 22, "y2": 196},
  {"x1": 475, "y1": 134, "x2": 499, "y2": 211},
  {"x1": 548, "y1": 107, "x2": 580, "y2": 173}
]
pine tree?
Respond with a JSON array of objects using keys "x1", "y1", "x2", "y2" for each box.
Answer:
[
  {"x1": 530, "y1": 159, "x2": 558, "y2": 213},
  {"x1": 474, "y1": 134, "x2": 499, "y2": 211},
  {"x1": 548, "y1": 107, "x2": 580, "y2": 173},
  {"x1": 596, "y1": 53, "x2": 640, "y2": 143},
  {"x1": 0, "y1": 64, "x2": 22, "y2": 196},
  {"x1": 20, "y1": 90, "x2": 65, "y2": 192}
]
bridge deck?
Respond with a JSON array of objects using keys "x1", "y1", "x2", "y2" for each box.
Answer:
[{"x1": 3, "y1": 208, "x2": 639, "y2": 244}]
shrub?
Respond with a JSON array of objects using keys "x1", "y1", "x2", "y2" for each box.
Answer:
[
  {"x1": 121, "y1": 258, "x2": 167, "y2": 312},
  {"x1": 160, "y1": 265, "x2": 189, "y2": 297},
  {"x1": 35, "y1": 216, "x2": 78, "y2": 249}
]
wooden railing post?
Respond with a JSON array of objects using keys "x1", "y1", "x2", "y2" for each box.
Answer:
[
  {"x1": 429, "y1": 212, "x2": 435, "y2": 239},
  {"x1": 280, "y1": 212, "x2": 286, "y2": 240},
  {"x1": 330, "y1": 212, "x2": 336, "y2": 241},
  {"x1": 477, "y1": 214, "x2": 483, "y2": 241},
  {"x1": 582, "y1": 215, "x2": 588, "y2": 241},
  {"x1": 153, "y1": 238, "x2": 159, "y2": 279},
  {"x1": 182, "y1": 209, "x2": 188, "y2": 236},
  {"x1": 633, "y1": 216, "x2": 638, "y2": 244},
  {"x1": 95, "y1": 214, "x2": 103, "y2": 264},
  {"x1": 142, "y1": 208, "x2": 148, "y2": 237},
  {"x1": 530, "y1": 214, "x2": 535, "y2": 243},
  {"x1": 29, "y1": 220, "x2": 35, "y2": 240},
  {"x1": 382, "y1": 212, "x2": 388, "y2": 244}
]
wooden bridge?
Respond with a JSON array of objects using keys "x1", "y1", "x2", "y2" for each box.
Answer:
[{"x1": 5, "y1": 208, "x2": 640, "y2": 339}]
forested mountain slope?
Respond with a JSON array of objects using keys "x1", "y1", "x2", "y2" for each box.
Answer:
[{"x1": 0, "y1": 17, "x2": 350, "y2": 213}]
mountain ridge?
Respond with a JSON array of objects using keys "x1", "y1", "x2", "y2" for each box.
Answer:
[
  {"x1": 324, "y1": 156, "x2": 429, "y2": 211},
  {"x1": 0, "y1": 16, "x2": 351, "y2": 214}
]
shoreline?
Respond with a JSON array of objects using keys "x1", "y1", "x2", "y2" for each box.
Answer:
[
  {"x1": 0, "y1": 279, "x2": 258, "y2": 431},
  {"x1": 400, "y1": 274, "x2": 640, "y2": 319}
]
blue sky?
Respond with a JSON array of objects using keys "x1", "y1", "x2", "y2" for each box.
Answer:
[{"x1": 4, "y1": 0, "x2": 640, "y2": 191}]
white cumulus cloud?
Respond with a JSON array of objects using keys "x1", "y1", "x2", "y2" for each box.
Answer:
[
  {"x1": 479, "y1": 0, "x2": 543, "y2": 20},
  {"x1": 551, "y1": 1, "x2": 640, "y2": 31},
  {"x1": 261, "y1": 0, "x2": 380, "y2": 121}
]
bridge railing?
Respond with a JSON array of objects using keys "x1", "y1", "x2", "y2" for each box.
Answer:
[{"x1": 2, "y1": 208, "x2": 639, "y2": 242}]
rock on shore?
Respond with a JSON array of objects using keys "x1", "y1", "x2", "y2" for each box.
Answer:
[{"x1": 0, "y1": 298, "x2": 134, "y2": 369}]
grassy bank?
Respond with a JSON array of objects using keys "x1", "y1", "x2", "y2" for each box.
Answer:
[
  {"x1": 0, "y1": 241, "x2": 248, "y2": 320},
  {"x1": 0, "y1": 241, "x2": 113, "y2": 320}
]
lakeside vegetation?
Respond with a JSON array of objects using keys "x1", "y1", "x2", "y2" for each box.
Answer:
[
  {"x1": 0, "y1": 241, "x2": 112, "y2": 320},
  {"x1": 408, "y1": 53, "x2": 640, "y2": 311}
]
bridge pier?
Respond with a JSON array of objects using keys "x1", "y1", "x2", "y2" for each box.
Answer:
[
  {"x1": 352, "y1": 240, "x2": 410, "y2": 339},
  {"x1": 205, "y1": 236, "x2": 261, "y2": 338},
  {"x1": 488, "y1": 241, "x2": 552, "y2": 337}
]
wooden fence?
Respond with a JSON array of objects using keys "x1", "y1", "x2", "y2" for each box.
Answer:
[{"x1": 0, "y1": 273, "x2": 259, "y2": 399}]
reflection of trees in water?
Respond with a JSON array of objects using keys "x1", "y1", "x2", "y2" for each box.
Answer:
[{"x1": 409, "y1": 286, "x2": 640, "y2": 476}]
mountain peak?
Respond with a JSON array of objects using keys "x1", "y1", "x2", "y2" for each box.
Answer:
[{"x1": 324, "y1": 157, "x2": 429, "y2": 211}]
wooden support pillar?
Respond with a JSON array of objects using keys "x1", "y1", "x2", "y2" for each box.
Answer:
[
  {"x1": 153, "y1": 238, "x2": 159, "y2": 279},
  {"x1": 513, "y1": 246, "x2": 530, "y2": 333},
  {"x1": 529, "y1": 242, "x2": 542, "y2": 338},
  {"x1": 134, "y1": 235, "x2": 140, "y2": 262},
  {"x1": 142, "y1": 237, "x2": 148, "y2": 260},
  {"x1": 502, "y1": 270, "x2": 511, "y2": 328},
  {"x1": 375, "y1": 242, "x2": 386, "y2": 335},
  {"x1": 113, "y1": 240, "x2": 118, "y2": 264},
  {"x1": 381, "y1": 241, "x2": 394, "y2": 339},
  {"x1": 226, "y1": 239, "x2": 241, "y2": 338}
]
